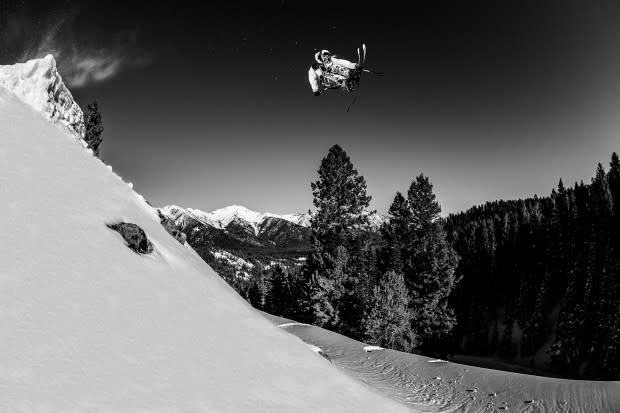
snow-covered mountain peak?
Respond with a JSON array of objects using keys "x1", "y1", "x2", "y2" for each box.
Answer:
[
  {"x1": 202, "y1": 205, "x2": 308, "y2": 236},
  {"x1": 160, "y1": 204, "x2": 312, "y2": 236},
  {"x1": 278, "y1": 212, "x2": 312, "y2": 227},
  {"x1": 0, "y1": 54, "x2": 84, "y2": 138},
  {"x1": 208, "y1": 205, "x2": 266, "y2": 226},
  {"x1": 159, "y1": 204, "x2": 388, "y2": 235}
]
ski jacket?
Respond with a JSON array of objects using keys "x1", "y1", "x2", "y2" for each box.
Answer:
[{"x1": 308, "y1": 51, "x2": 360, "y2": 95}]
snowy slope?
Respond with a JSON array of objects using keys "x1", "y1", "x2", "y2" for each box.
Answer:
[
  {"x1": 265, "y1": 313, "x2": 620, "y2": 413},
  {"x1": 0, "y1": 66, "x2": 409, "y2": 411}
]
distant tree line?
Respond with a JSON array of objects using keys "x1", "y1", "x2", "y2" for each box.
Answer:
[{"x1": 444, "y1": 154, "x2": 620, "y2": 379}]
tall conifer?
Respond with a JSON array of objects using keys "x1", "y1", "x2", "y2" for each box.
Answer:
[{"x1": 84, "y1": 101, "x2": 104, "y2": 158}]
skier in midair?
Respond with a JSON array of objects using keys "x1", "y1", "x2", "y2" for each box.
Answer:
[{"x1": 308, "y1": 49, "x2": 361, "y2": 96}]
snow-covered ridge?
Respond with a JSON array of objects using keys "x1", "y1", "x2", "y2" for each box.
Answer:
[
  {"x1": 0, "y1": 55, "x2": 84, "y2": 138},
  {"x1": 203, "y1": 205, "x2": 310, "y2": 231},
  {"x1": 160, "y1": 204, "x2": 386, "y2": 235},
  {"x1": 161, "y1": 204, "x2": 311, "y2": 235}
]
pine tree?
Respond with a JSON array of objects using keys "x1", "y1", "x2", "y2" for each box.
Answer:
[
  {"x1": 552, "y1": 180, "x2": 570, "y2": 289},
  {"x1": 591, "y1": 163, "x2": 613, "y2": 222},
  {"x1": 609, "y1": 153, "x2": 620, "y2": 212},
  {"x1": 267, "y1": 266, "x2": 290, "y2": 317},
  {"x1": 501, "y1": 306, "x2": 516, "y2": 358},
  {"x1": 385, "y1": 175, "x2": 459, "y2": 352},
  {"x1": 408, "y1": 176, "x2": 458, "y2": 342},
  {"x1": 379, "y1": 192, "x2": 411, "y2": 274},
  {"x1": 301, "y1": 144, "x2": 372, "y2": 329},
  {"x1": 247, "y1": 271, "x2": 269, "y2": 310},
  {"x1": 609, "y1": 153, "x2": 620, "y2": 252},
  {"x1": 84, "y1": 101, "x2": 104, "y2": 158},
  {"x1": 362, "y1": 271, "x2": 415, "y2": 352},
  {"x1": 609, "y1": 153, "x2": 620, "y2": 202},
  {"x1": 284, "y1": 266, "x2": 305, "y2": 321},
  {"x1": 329, "y1": 245, "x2": 356, "y2": 334},
  {"x1": 310, "y1": 144, "x2": 372, "y2": 252},
  {"x1": 522, "y1": 270, "x2": 551, "y2": 355},
  {"x1": 298, "y1": 269, "x2": 338, "y2": 327},
  {"x1": 408, "y1": 174, "x2": 441, "y2": 231}
]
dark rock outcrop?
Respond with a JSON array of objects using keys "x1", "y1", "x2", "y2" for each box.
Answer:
[
  {"x1": 107, "y1": 223, "x2": 153, "y2": 254},
  {"x1": 157, "y1": 211, "x2": 187, "y2": 245}
]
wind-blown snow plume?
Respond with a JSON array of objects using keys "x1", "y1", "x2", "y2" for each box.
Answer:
[
  {"x1": 2, "y1": 7, "x2": 150, "y2": 88},
  {"x1": 66, "y1": 53, "x2": 123, "y2": 87}
]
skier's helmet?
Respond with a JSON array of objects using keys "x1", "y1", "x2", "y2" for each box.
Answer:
[{"x1": 315, "y1": 49, "x2": 332, "y2": 64}]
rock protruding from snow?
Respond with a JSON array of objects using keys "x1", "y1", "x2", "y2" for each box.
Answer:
[
  {"x1": 0, "y1": 55, "x2": 84, "y2": 138},
  {"x1": 107, "y1": 223, "x2": 154, "y2": 254}
]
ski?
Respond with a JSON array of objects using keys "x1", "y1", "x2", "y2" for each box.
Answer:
[
  {"x1": 347, "y1": 43, "x2": 366, "y2": 112},
  {"x1": 362, "y1": 43, "x2": 366, "y2": 66},
  {"x1": 362, "y1": 68, "x2": 384, "y2": 76}
]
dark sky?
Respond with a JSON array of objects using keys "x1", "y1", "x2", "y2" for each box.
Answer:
[{"x1": 3, "y1": 1, "x2": 620, "y2": 214}]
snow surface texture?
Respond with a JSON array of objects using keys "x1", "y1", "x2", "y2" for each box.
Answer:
[
  {"x1": 0, "y1": 55, "x2": 84, "y2": 138},
  {"x1": 264, "y1": 313, "x2": 620, "y2": 413},
  {"x1": 0, "y1": 77, "x2": 410, "y2": 410}
]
